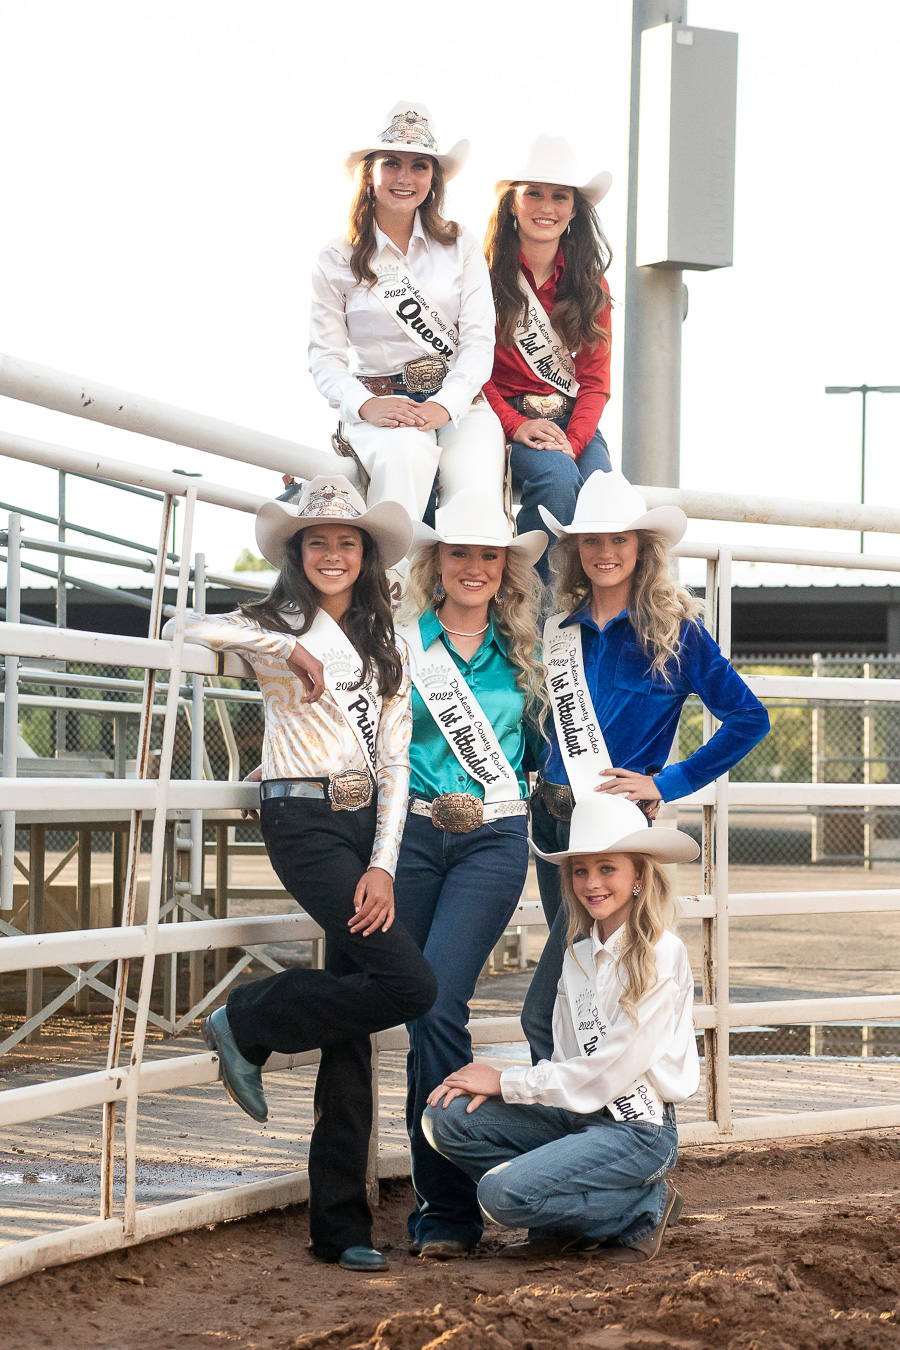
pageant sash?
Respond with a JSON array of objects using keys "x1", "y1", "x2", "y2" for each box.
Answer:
[
  {"x1": 543, "y1": 611, "x2": 611, "y2": 799},
  {"x1": 298, "y1": 609, "x2": 382, "y2": 775},
  {"x1": 333, "y1": 237, "x2": 460, "y2": 365},
  {"x1": 513, "y1": 271, "x2": 580, "y2": 398},
  {"x1": 399, "y1": 621, "x2": 521, "y2": 804},
  {"x1": 563, "y1": 938, "x2": 666, "y2": 1124}
]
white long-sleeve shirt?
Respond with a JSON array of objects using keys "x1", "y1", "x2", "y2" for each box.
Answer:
[
  {"x1": 163, "y1": 609, "x2": 412, "y2": 875},
  {"x1": 501, "y1": 925, "x2": 700, "y2": 1115},
  {"x1": 309, "y1": 214, "x2": 497, "y2": 427}
]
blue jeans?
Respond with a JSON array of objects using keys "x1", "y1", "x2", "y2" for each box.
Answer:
[
  {"x1": 423, "y1": 1094, "x2": 678, "y2": 1246},
  {"x1": 394, "y1": 810, "x2": 530, "y2": 1248},
  {"x1": 521, "y1": 795, "x2": 570, "y2": 1064},
  {"x1": 510, "y1": 414, "x2": 612, "y2": 584}
]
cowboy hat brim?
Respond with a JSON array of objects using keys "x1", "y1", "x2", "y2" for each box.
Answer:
[
  {"x1": 495, "y1": 169, "x2": 612, "y2": 207},
  {"x1": 256, "y1": 498, "x2": 413, "y2": 571},
  {"x1": 345, "y1": 138, "x2": 470, "y2": 181},
  {"x1": 530, "y1": 824, "x2": 699, "y2": 866},
  {"x1": 538, "y1": 504, "x2": 687, "y2": 548},
  {"x1": 409, "y1": 523, "x2": 549, "y2": 568}
]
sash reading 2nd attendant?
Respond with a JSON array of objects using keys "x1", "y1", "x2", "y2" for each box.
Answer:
[
  {"x1": 513, "y1": 271, "x2": 580, "y2": 397},
  {"x1": 400, "y1": 622, "x2": 520, "y2": 804},
  {"x1": 300, "y1": 608, "x2": 382, "y2": 774}
]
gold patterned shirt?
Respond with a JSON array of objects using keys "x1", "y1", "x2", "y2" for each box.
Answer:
[{"x1": 165, "y1": 609, "x2": 412, "y2": 876}]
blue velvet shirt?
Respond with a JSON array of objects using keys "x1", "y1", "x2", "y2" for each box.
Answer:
[{"x1": 541, "y1": 607, "x2": 769, "y2": 802}]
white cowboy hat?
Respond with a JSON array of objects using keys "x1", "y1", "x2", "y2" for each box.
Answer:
[
  {"x1": 531, "y1": 794, "x2": 699, "y2": 866},
  {"x1": 255, "y1": 475, "x2": 413, "y2": 571},
  {"x1": 345, "y1": 101, "x2": 469, "y2": 180},
  {"x1": 538, "y1": 471, "x2": 687, "y2": 547},
  {"x1": 496, "y1": 135, "x2": 613, "y2": 207},
  {"x1": 409, "y1": 491, "x2": 548, "y2": 567}
]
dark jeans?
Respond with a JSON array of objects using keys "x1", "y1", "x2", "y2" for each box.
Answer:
[
  {"x1": 226, "y1": 796, "x2": 437, "y2": 1259},
  {"x1": 521, "y1": 794, "x2": 571, "y2": 1065},
  {"x1": 510, "y1": 414, "x2": 612, "y2": 584},
  {"x1": 394, "y1": 811, "x2": 530, "y2": 1248}
]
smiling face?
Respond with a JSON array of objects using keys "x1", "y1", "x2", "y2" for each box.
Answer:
[
  {"x1": 300, "y1": 523, "x2": 363, "y2": 601},
  {"x1": 369, "y1": 151, "x2": 435, "y2": 220},
  {"x1": 511, "y1": 182, "x2": 576, "y2": 247},
  {"x1": 570, "y1": 852, "x2": 639, "y2": 940},
  {"x1": 437, "y1": 543, "x2": 506, "y2": 612},
  {"x1": 578, "y1": 530, "x2": 640, "y2": 599}
]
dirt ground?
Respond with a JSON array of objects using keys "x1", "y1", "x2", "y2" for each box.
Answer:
[{"x1": 1, "y1": 1130, "x2": 899, "y2": 1350}]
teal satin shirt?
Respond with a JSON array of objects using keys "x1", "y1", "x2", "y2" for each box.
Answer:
[{"x1": 407, "y1": 608, "x2": 531, "y2": 802}]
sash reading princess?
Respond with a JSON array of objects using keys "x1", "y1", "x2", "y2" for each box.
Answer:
[{"x1": 163, "y1": 474, "x2": 437, "y2": 1275}]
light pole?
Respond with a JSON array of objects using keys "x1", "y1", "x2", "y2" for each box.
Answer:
[{"x1": 825, "y1": 385, "x2": 900, "y2": 552}]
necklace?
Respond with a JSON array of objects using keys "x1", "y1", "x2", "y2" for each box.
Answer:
[{"x1": 438, "y1": 618, "x2": 489, "y2": 637}]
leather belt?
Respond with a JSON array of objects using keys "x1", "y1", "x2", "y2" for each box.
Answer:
[
  {"x1": 533, "y1": 775, "x2": 575, "y2": 822},
  {"x1": 260, "y1": 772, "x2": 374, "y2": 812},
  {"x1": 359, "y1": 354, "x2": 448, "y2": 398},
  {"x1": 408, "y1": 794, "x2": 527, "y2": 834},
  {"x1": 511, "y1": 392, "x2": 576, "y2": 420}
]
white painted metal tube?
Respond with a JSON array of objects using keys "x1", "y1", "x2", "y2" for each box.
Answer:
[
  {"x1": 675, "y1": 541, "x2": 900, "y2": 572},
  {"x1": 0, "y1": 623, "x2": 252, "y2": 678},
  {"x1": 0, "y1": 352, "x2": 359, "y2": 487},
  {"x1": 744, "y1": 674, "x2": 900, "y2": 701},
  {"x1": 678, "y1": 1103, "x2": 900, "y2": 1146},
  {"x1": 1, "y1": 513, "x2": 22, "y2": 911},
  {"x1": 0, "y1": 778, "x2": 259, "y2": 810},
  {"x1": 639, "y1": 483, "x2": 900, "y2": 536}
]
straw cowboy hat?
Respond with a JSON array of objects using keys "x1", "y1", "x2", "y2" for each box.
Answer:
[
  {"x1": 410, "y1": 491, "x2": 548, "y2": 567},
  {"x1": 496, "y1": 135, "x2": 613, "y2": 207},
  {"x1": 255, "y1": 475, "x2": 413, "y2": 571},
  {"x1": 531, "y1": 794, "x2": 699, "y2": 866},
  {"x1": 345, "y1": 101, "x2": 469, "y2": 180},
  {"x1": 538, "y1": 471, "x2": 687, "y2": 548}
]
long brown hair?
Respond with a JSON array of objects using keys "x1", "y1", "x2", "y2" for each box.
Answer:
[
  {"x1": 560, "y1": 854, "x2": 675, "y2": 1022},
  {"x1": 239, "y1": 529, "x2": 404, "y2": 699},
  {"x1": 551, "y1": 530, "x2": 704, "y2": 684},
  {"x1": 347, "y1": 153, "x2": 460, "y2": 286},
  {"x1": 484, "y1": 186, "x2": 613, "y2": 352}
]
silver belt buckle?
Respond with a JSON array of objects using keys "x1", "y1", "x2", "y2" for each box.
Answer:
[
  {"x1": 401, "y1": 355, "x2": 447, "y2": 394},
  {"x1": 328, "y1": 769, "x2": 373, "y2": 812},
  {"x1": 430, "y1": 793, "x2": 483, "y2": 833}
]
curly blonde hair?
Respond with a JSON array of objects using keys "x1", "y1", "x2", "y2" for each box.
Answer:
[
  {"x1": 398, "y1": 543, "x2": 548, "y2": 731},
  {"x1": 560, "y1": 854, "x2": 675, "y2": 1021},
  {"x1": 550, "y1": 530, "x2": 703, "y2": 684}
]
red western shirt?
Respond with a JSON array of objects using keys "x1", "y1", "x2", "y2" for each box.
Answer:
[{"x1": 483, "y1": 249, "x2": 611, "y2": 458}]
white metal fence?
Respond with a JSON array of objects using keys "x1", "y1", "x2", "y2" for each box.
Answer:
[{"x1": 1, "y1": 350, "x2": 900, "y2": 1285}]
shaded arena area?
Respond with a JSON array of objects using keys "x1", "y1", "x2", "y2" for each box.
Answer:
[{"x1": 2, "y1": 1130, "x2": 899, "y2": 1350}]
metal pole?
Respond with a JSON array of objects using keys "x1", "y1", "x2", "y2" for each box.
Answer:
[
  {"x1": 860, "y1": 388, "x2": 867, "y2": 554},
  {"x1": 55, "y1": 472, "x2": 67, "y2": 756},
  {"x1": 622, "y1": 0, "x2": 686, "y2": 488},
  {"x1": 189, "y1": 553, "x2": 207, "y2": 1007},
  {"x1": 714, "y1": 547, "x2": 733, "y2": 1135},
  {"x1": 1, "y1": 513, "x2": 22, "y2": 911}
]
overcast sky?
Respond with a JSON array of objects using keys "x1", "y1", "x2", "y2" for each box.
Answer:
[{"x1": 1, "y1": 0, "x2": 898, "y2": 592}]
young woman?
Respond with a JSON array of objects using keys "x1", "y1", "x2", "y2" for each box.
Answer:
[
  {"x1": 483, "y1": 136, "x2": 614, "y2": 582},
  {"x1": 523, "y1": 470, "x2": 770, "y2": 1062},
  {"x1": 309, "y1": 101, "x2": 505, "y2": 528},
  {"x1": 392, "y1": 492, "x2": 547, "y2": 1260},
  {"x1": 164, "y1": 474, "x2": 437, "y2": 1273},
  {"x1": 424, "y1": 793, "x2": 699, "y2": 1264}
]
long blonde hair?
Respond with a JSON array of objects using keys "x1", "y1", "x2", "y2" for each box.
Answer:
[
  {"x1": 347, "y1": 154, "x2": 459, "y2": 286},
  {"x1": 398, "y1": 543, "x2": 549, "y2": 731},
  {"x1": 550, "y1": 530, "x2": 703, "y2": 683},
  {"x1": 561, "y1": 854, "x2": 675, "y2": 1021}
]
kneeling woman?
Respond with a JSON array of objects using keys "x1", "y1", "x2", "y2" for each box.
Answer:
[
  {"x1": 393, "y1": 493, "x2": 547, "y2": 1259},
  {"x1": 164, "y1": 475, "x2": 437, "y2": 1272},
  {"x1": 425, "y1": 794, "x2": 699, "y2": 1263}
]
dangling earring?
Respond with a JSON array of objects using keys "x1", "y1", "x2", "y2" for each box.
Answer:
[
  {"x1": 564, "y1": 222, "x2": 571, "y2": 236},
  {"x1": 632, "y1": 883, "x2": 641, "y2": 897},
  {"x1": 511, "y1": 215, "x2": 518, "y2": 232},
  {"x1": 434, "y1": 580, "x2": 445, "y2": 603},
  {"x1": 495, "y1": 586, "x2": 505, "y2": 603},
  {"x1": 367, "y1": 184, "x2": 374, "y2": 200}
]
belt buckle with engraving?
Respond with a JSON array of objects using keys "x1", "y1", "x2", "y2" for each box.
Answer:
[
  {"x1": 402, "y1": 355, "x2": 447, "y2": 394},
  {"x1": 430, "y1": 793, "x2": 483, "y2": 833},
  {"x1": 329, "y1": 769, "x2": 372, "y2": 811},
  {"x1": 522, "y1": 392, "x2": 566, "y2": 420},
  {"x1": 541, "y1": 781, "x2": 574, "y2": 822}
]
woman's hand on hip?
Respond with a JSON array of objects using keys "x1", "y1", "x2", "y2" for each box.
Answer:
[
  {"x1": 512, "y1": 419, "x2": 576, "y2": 458},
  {"x1": 287, "y1": 641, "x2": 325, "y2": 703},
  {"x1": 414, "y1": 400, "x2": 450, "y2": 432},
  {"x1": 359, "y1": 396, "x2": 427, "y2": 428},
  {"x1": 595, "y1": 770, "x2": 663, "y2": 807},
  {"x1": 427, "y1": 1063, "x2": 503, "y2": 1113},
  {"x1": 349, "y1": 866, "x2": 395, "y2": 935}
]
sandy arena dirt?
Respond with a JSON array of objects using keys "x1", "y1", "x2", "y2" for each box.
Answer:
[{"x1": 2, "y1": 1130, "x2": 900, "y2": 1350}]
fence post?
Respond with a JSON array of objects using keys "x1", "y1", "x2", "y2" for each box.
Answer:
[
  {"x1": 701, "y1": 555, "x2": 718, "y2": 1119},
  {"x1": 24, "y1": 824, "x2": 46, "y2": 1042},
  {"x1": 811, "y1": 653, "x2": 822, "y2": 863},
  {"x1": 863, "y1": 659, "x2": 872, "y2": 870},
  {"x1": 190, "y1": 554, "x2": 207, "y2": 996},
  {"x1": 1, "y1": 512, "x2": 22, "y2": 912},
  {"x1": 713, "y1": 548, "x2": 734, "y2": 1136},
  {"x1": 74, "y1": 828, "x2": 92, "y2": 1012},
  {"x1": 366, "y1": 1034, "x2": 380, "y2": 1209}
]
